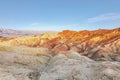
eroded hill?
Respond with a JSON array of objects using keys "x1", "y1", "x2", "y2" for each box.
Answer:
[{"x1": 0, "y1": 28, "x2": 120, "y2": 61}]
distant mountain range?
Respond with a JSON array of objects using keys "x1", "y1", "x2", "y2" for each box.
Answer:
[{"x1": 0, "y1": 28, "x2": 58, "y2": 37}]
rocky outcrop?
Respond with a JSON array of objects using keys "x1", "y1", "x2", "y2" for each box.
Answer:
[
  {"x1": 39, "y1": 52, "x2": 120, "y2": 80},
  {"x1": 0, "y1": 65, "x2": 39, "y2": 80},
  {"x1": 0, "y1": 50, "x2": 50, "y2": 80},
  {"x1": 0, "y1": 51, "x2": 120, "y2": 80}
]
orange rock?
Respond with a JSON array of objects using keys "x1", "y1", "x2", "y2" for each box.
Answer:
[{"x1": 52, "y1": 44, "x2": 69, "y2": 54}]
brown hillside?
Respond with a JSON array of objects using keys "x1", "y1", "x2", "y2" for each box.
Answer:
[{"x1": 0, "y1": 28, "x2": 120, "y2": 61}]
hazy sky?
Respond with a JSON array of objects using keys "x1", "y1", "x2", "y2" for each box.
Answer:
[{"x1": 0, "y1": 0, "x2": 120, "y2": 31}]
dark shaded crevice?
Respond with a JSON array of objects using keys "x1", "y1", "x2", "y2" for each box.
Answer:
[{"x1": 27, "y1": 71, "x2": 41, "y2": 80}]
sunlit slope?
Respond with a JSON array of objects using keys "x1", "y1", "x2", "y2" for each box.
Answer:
[
  {"x1": 0, "y1": 33, "x2": 59, "y2": 47},
  {"x1": 58, "y1": 28, "x2": 120, "y2": 44},
  {"x1": 0, "y1": 28, "x2": 119, "y2": 47},
  {"x1": 0, "y1": 28, "x2": 120, "y2": 61}
]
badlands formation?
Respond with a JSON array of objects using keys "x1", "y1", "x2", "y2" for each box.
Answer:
[{"x1": 0, "y1": 28, "x2": 120, "y2": 80}]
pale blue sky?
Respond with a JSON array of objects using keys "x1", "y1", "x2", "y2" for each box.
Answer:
[{"x1": 0, "y1": 0, "x2": 120, "y2": 31}]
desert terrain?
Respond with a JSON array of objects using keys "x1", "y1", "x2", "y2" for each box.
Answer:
[{"x1": 0, "y1": 28, "x2": 120, "y2": 80}]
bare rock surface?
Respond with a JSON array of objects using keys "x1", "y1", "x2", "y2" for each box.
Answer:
[
  {"x1": 39, "y1": 52, "x2": 120, "y2": 80},
  {"x1": 0, "y1": 65, "x2": 39, "y2": 80},
  {"x1": 0, "y1": 51, "x2": 120, "y2": 80}
]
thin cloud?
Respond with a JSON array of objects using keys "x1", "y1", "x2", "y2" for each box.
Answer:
[{"x1": 87, "y1": 13, "x2": 120, "y2": 22}]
